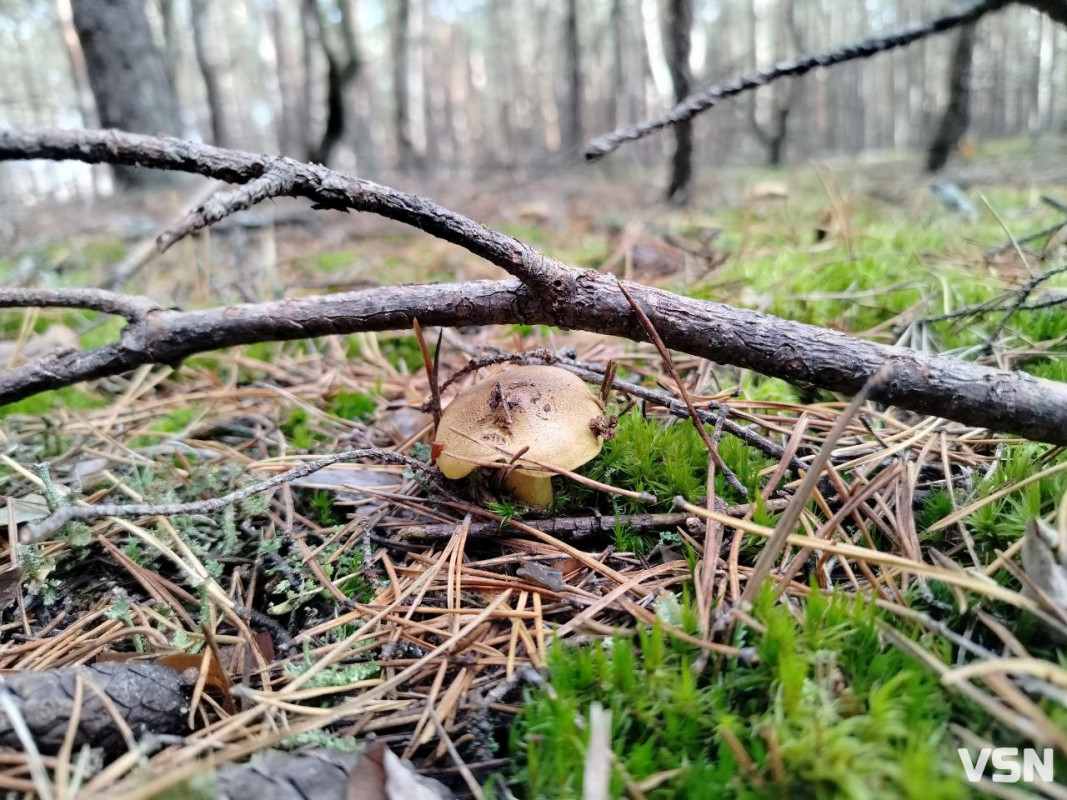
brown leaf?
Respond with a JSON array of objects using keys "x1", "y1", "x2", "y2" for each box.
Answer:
[
  {"x1": 347, "y1": 741, "x2": 388, "y2": 800},
  {"x1": 157, "y1": 651, "x2": 235, "y2": 714},
  {"x1": 219, "y1": 631, "x2": 276, "y2": 674},
  {"x1": 348, "y1": 742, "x2": 454, "y2": 800}
]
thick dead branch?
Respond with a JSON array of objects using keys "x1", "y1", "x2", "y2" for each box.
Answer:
[
  {"x1": 3, "y1": 129, "x2": 1067, "y2": 447},
  {"x1": 584, "y1": 0, "x2": 1008, "y2": 161}
]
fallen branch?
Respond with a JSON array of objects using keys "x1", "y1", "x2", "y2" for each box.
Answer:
[
  {"x1": 395, "y1": 501, "x2": 790, "y2": 541},
  {"x1": 0, "y1": 287, "x2": 162, "y2": 323},
  {"x1": 584, "y1": 0, "x2": 1008, "y2": 161},
  {"x1": 21, "y1": 448, "x2": 431, "y2": 543},
  {"x1": 3, "y1": 129, "x2": 1067, "y2": 447}
]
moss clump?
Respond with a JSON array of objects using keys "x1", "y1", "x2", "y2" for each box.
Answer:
[
  {"x1": 0, "y1": 386, "x2": 108, "y2": 419},
  {"x1": 509, "y1": 588, "x2": 974, "y2": 799}
]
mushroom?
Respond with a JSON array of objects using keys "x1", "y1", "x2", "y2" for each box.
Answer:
[{"x1": 434, "y1": 365, "x2": 612, "y2": 508}]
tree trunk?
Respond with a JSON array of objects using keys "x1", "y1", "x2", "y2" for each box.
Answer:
[
  {"x1": 753, "y1": 0, "x2": 801, "y2": 167},
  {"x1": 157, "y1": 0, "x2": 180, "y2": 96},
  {"x1": 926, "y1": 20, "x2": 977, "y2": 173},
  {"x1": 190, "y1": 0, "x2": 232, "y2": 148},
  {"x1": 392, "y1": 0, "x2": 419, "y2": 171},
  {"x1": 664, "y1": 0, "x2": 693, "y2": 205},
  {"x1": 54, "y1": 0, "x2": 105, "y2": 195},
  {"x1": 563, "y1": 0, "x2": 583, "y2": 154},
  {"x1": 299, "y1": 0, "x2": 318, "y2": 160},
  {"x1": 1024, "y1": 1, "x2": 1067, "y2": 25},
  {"x1": 609, "y1": 0, "x2": 625, "y2": 128},
  {"x1": 307, "y1": 0, "x2": 361, "y2": 165},
  {"x1": 70, "y1": 0, "x2": 182, "y2": 186},
  {"x1": 267, "y1": 0, "x2": 302, "y2": 157}
]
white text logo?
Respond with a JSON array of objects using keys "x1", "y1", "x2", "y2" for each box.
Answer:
[{"x1": 958, "y1": 748, "x2": 1054, "y2": 783}]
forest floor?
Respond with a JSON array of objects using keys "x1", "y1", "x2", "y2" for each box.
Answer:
[{"x1": 2, "y1": 135, "x2": 1067, "y2": 799}]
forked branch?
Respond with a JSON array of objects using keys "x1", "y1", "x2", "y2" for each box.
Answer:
[{"x1": 3, "y1": 128, "x2": 1067, "y2": 447}]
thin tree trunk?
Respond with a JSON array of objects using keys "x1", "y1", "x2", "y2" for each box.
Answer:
[
  {"x1": 157, "y1": 0, "x2": 180, "y2": 96},
  {"x1": 392, "y1": 0, "x2": 418, "y2": 171},
  {"x1": 926, "y1": 20, "x2": 977, "y2": 173},
  {"x1": 267, "y1": 0, "x2": 302, "y2": 157},
  {"x1": 488, "y1": 0, "x2": 514, "y2": 167},
  {"x1": 610, "y1": 0, "x2": 626, "y2": 128},
  {"x1": 563, "y1": 0, "x2": 583, "y2": 154},
  {"x1": 54, "y1": 0, "x2": 105, "y2": 195},
  {"x1": 307, "y1": 0, "x2": 361, "y2": 165},
  {"x1": 1024, "y1": 1, "x2": 1067, "y2": 25},
  {"x1": 299, "y1": 0, "x2": 318, "y2": 161},
  {"x1": 190, "y1": 0, "x2": 232, "y2": 148},
  {"x1": 664, "y1": 0, "x2": 693, "y2": 204},
  {"x1": 70, "y1": 0, "x2": 182, "y2": 186}
]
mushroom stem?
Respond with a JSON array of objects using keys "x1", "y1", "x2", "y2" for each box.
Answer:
[{"x1": 505, "y1": 471, "x2": 555, "y2": 509}]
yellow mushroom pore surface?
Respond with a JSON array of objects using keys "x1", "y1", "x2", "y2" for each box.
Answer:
[{"x1": 434, "y1": 366, "x2": 605, "y2": 485}]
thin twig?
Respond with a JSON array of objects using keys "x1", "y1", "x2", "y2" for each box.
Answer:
[
  {"x1": 986, "y1": 219, "x2": 1067, "y2": 258},
  {"x1": 21, "y1": 448, "x2": 431, "y2": 543},
  {"x1": 615, "y1": 278, "x2": 747, "y2": 496},
  {"x1": 987, "y1": 263, "x2": 1067, "y2": 346},
  {"x1": 435, "y1": 348, "x2": 564, "y2": 396},
  {"x1": 156, "y1": 165, "x2": 294, "y2": 252},
  {"x1": 395, "y1": 501, "x2": 790, "y2": 541},
  {"x1": 0, "y1": 287, "x2": 161, "y2": 323},
  {"x1": 584, "y1": 0, "x2": 1006, "y2": 160},
  {"x1": 740, "y1": 363, "x2": 890, "y2": 606},
  {"x1": 413, "y1": 319, "x2": 442, "y2": 430}
]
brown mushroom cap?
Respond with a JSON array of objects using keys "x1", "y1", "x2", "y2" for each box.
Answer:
[{"x1": 434, "y1": 365, "x2": 606, "y2": 506}]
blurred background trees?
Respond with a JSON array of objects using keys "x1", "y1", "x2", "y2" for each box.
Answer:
[{"x1": 1, "y1": 0, "x2": 1065, "y2": 202}]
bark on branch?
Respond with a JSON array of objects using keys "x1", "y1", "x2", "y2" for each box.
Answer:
[
  {"x1": 3, "y1": 128, "x2": 1067, "y2": 447},
  {"x1": 584, "y1": 0, "x2": 1009, "y2": 161}
]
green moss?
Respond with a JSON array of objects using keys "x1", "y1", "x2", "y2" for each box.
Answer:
[
  {"x1": 0, "y1": 386, "x2": 108, "y2": 418},
  {"x1": 155, "y1": 407, "x2": 198, "y2": 434},
  {"x1": 81, "y1": 238, "x2": 126, "y2": 266},
  {"x1": 328, "y1": 390, "x2": 377, "y2": 421},
  {"x1": 313, "y1": 250, "x2": 358, "y2": 272},
  {"x1": 378, "y1": 335, "x2": 424, "y2": 373},
  {"x1": 1024, "y1": 358, "x2": 1067, "y2": 382},
  {"x1": 509, "y1": 588, "x2": 974, "y2": 799},
  {"x1": 1012, "y1": 306, "x2": 1067, "y2": 345},
  {"x1": 920, "y1": 444, "x2": 1067, "y2": 559},
  {"x1": 310, "y1": 489, "x2": 343, "y2": 526},
  {"x1": 78, "y1": 315, "x2": 127, "y2": 349},
  {"x1": 582, "y1": 412, "x2": 709, "y2": 514},
  {"x1": 493, "y1": 220, "x2": 551, "y2": 248},
  {"x1": 280, "y1": 408, "x2": 328, "y2": 450}
]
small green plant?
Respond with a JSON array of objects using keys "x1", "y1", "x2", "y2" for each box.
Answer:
[
  {"x1": 310, "y1": 489, "x2": 343, "y2": 526},
  {"x1": 578, "y1": 410, "x2": 774, "y2": 516},
  {"x1": 285, "y1": 644, "x2": 379, "y2": 690},
  {"x1": 487, "y1": 499, "x2": 522, "y2": 527}
]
